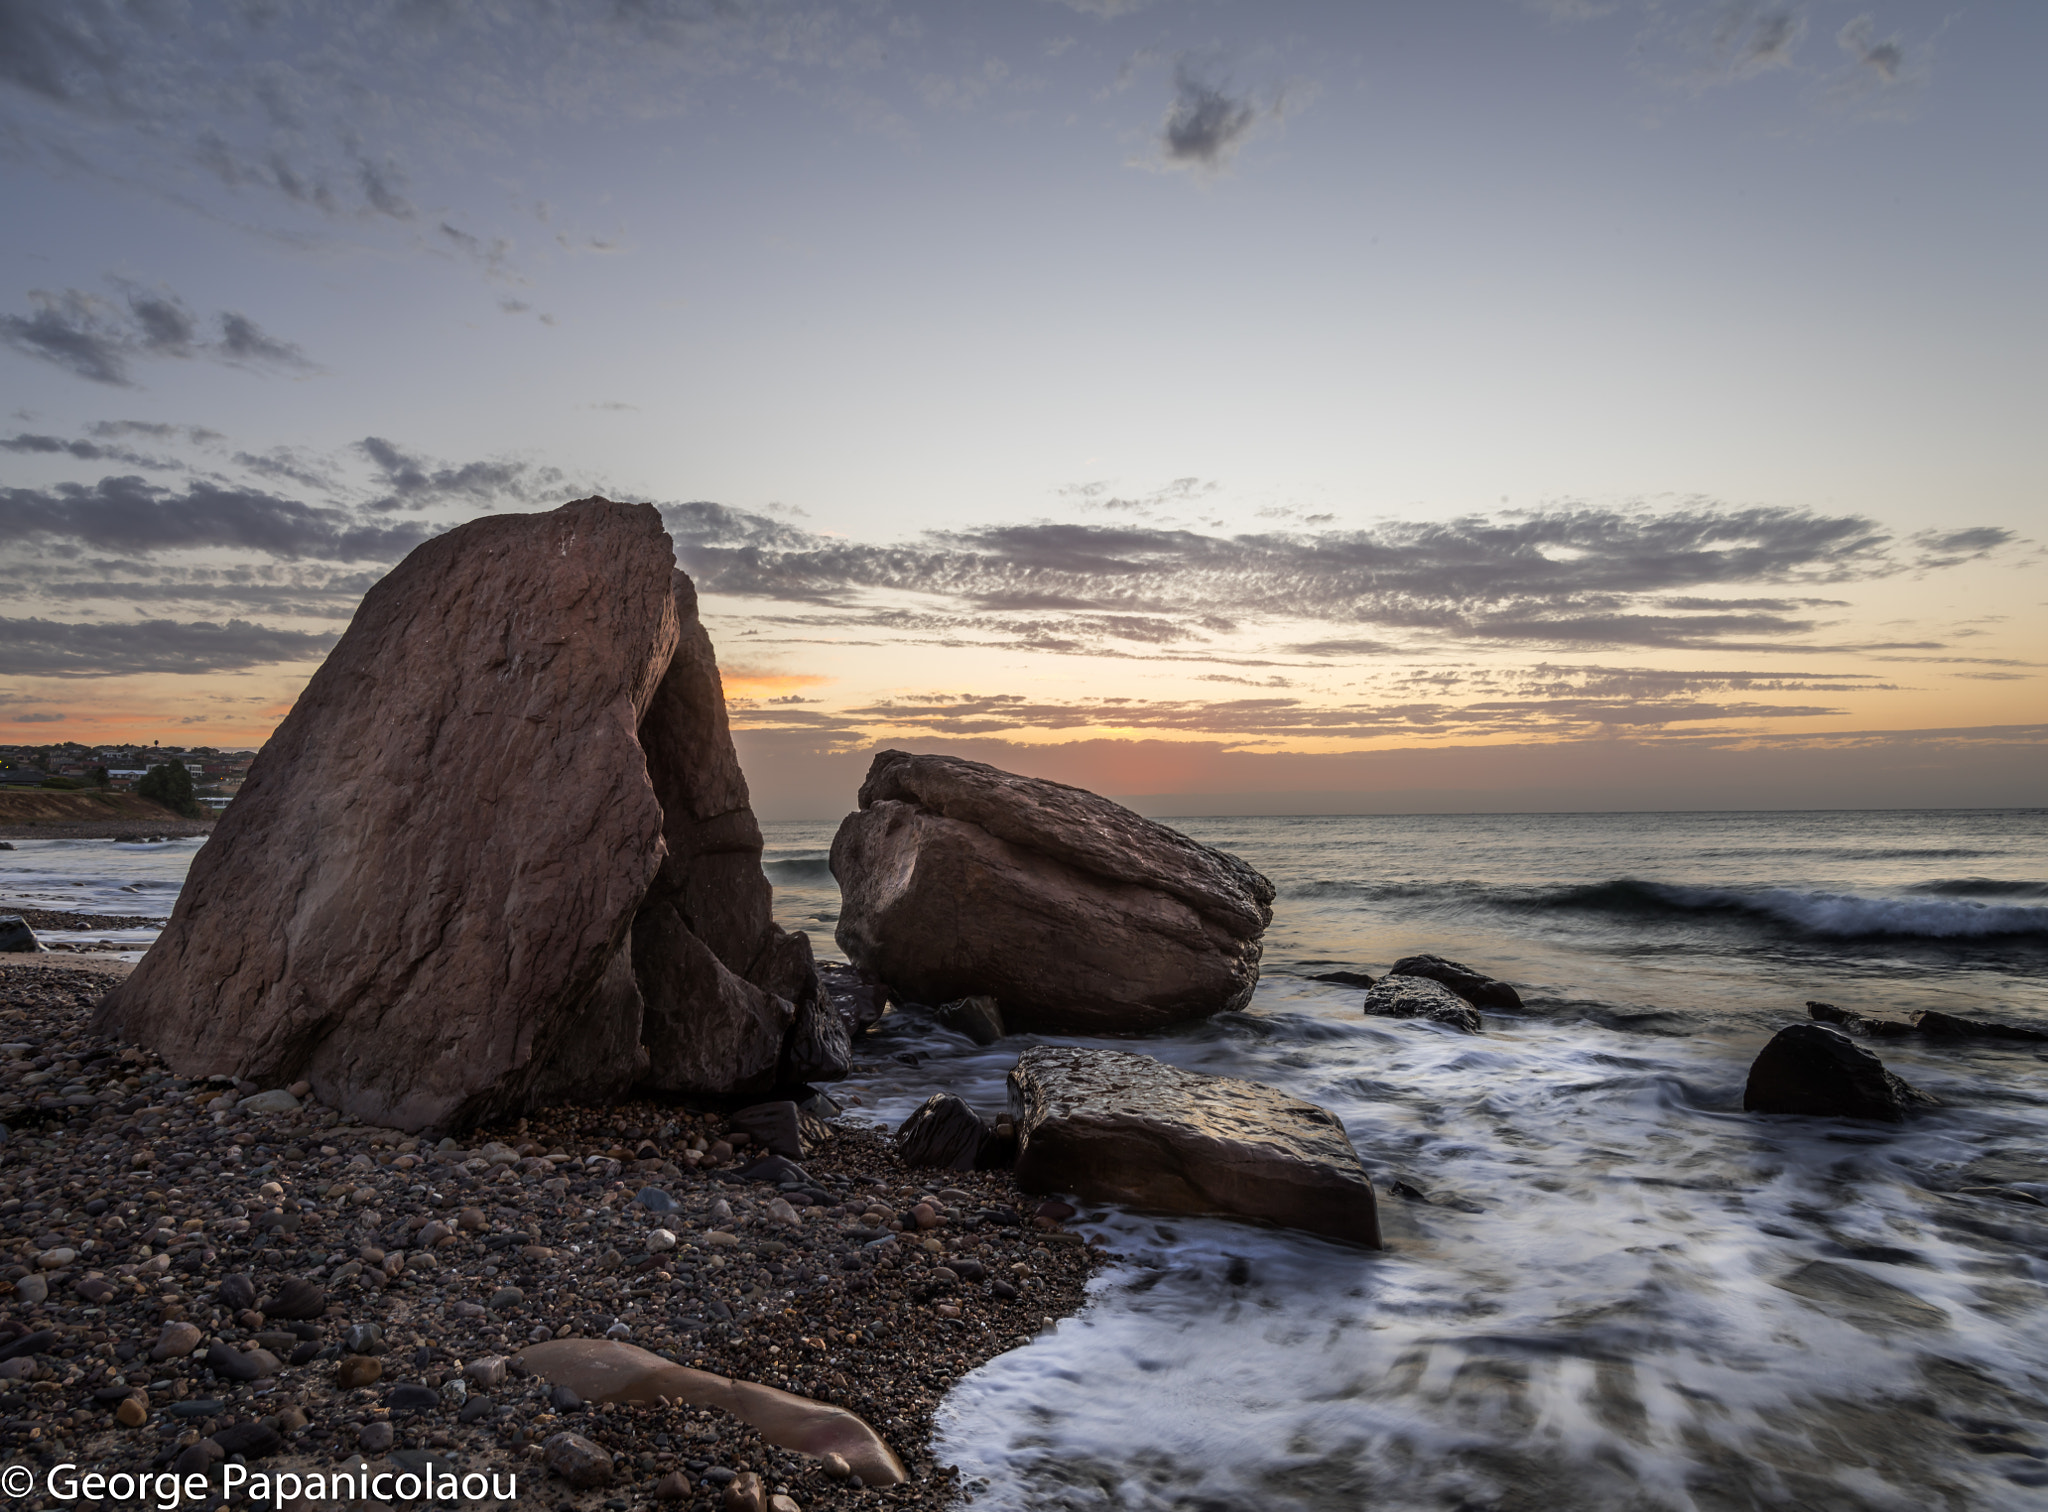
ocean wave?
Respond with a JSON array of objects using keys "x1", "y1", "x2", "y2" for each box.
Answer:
[
  {"x1": 1905, "y1": 877, "x2": 2048, "y2": 900},
  {"x1": 763, "y1": 856, "x2": 836, "y2": 883},
  {"x1": 1532, "y1": 878, "x2": 2048, "y2": 939}
]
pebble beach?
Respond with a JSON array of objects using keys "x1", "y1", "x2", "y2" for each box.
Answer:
[{"x1": 0, "y1": 957, "x2": 1101, "y2": 1512}]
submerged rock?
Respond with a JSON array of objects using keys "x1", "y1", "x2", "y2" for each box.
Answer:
[
  {"x1": 1007, "y1": 1045, "x2": 1381, "y2": 1248},
  {"x1": 934, "y1": 994, "x2": 1006, "y2": 1045},
  {"x1": 831, "y1": 751, "x2": 1274, "y2": 1033},
  {"x1": 1910, "y1": 1009, "x2": 2048, "y2": 1043},
  {"x1": 518, "y1": 1337, "x2": 905, "y2": 1485},
  {"x1": 1388, "y1": 954, "x2": 1521, "y2": 1009},
  {"x1": 1743, "y1": 1023, "x2": 1939, "y2": 1122},
  {"x1": 95, "y1": 498, "x2": 829, "y2": 1129},
  {"x1": 1362, "y1": 975, "x2": 1483, "y2": 1034},
  {"x1": 1806, "y1": 1001, "x2": 1915, "y2": 1038}
]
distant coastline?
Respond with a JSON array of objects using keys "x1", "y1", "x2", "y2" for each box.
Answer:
[{"x1": 0, "y1": 789, "x2": 213, "y2": 841}]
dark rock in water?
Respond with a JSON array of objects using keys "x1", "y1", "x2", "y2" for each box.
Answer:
[
  {"x1": 93, "y1": 498, "x2": 834, "y2": 1129},
  {"x1": 1911, "y1": 1009, "x2": 2048, "y2": 1043},
  {"x1": 216, "y1": 1273, "x2": 257, "y2": 1311},
  {"x1": 262, "y1": 1276, "x2": 325, "y2": 1320},
  {"x1": 1362, "y1": 976, "x2": 1483, "y2": 1034},
  {"x1": 934, "y1": 995, "x2": 1005, "y2": 1045},
  {"x1": 1008, "y1": 1045, "x2": 1381, "y2": 1248},
  {"x1": 727, "y1": 1101, "x2": 805, "y2": 1160},
  {"x1": 1806, "y1": 1001, "x2": 1915, "y2": 1038},
  {"x1": 0, "y1": 916, "x2": 46, "y2": 954},
  {"x1": 817, "y1": 962, "x2": 889, "y2": 1036},
  {"x1": 1743, "y1": 1024, "x2": 1939, "y2": 1122},
  {"x1": 831, "y1": 750, "x2": 1274, "y2": 1033},
  {"x1": 1308, "y1": 970, "x2": 1376, "y2": 988},
  {"x1": 895, "y1": 1093, "x2": 994, "y2": 1171},
  {"x1": 1388, "y1": 954, "x2": 1521, "y2": 1009},
  {"x1": 1775, "y1": 1259, "x2": 1947, "y2": 1331}
]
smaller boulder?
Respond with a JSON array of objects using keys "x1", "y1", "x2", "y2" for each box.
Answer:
[
  {"x1": 1911, "y1": 1010, "x2": 2048, "y2": 1043},
  {"x1": 1806, "y1": 1002, "x2": 1914, "y2": 1038},
  {"x1": 1744, "y1": 1024, "x2": 1939, "y2": 1122},
  {"x1": 1388, "y1": 954, "x2": 1521, "y2": 1009},
  {"x1": 934, "y1": 995, "x2": 1006, "y2": 1046},
  {"x1": 1362, "y1": 976, "x2": 1482, "y2": 1034},
  {"x1": 1308, "y1": 970, "x2": 1376, "y2": 988},
  {"x1": 262, "y1": 1276, "x2": 326, "y2": 1319},
  {"x1": 895, "y1": 1094, "x2": 997, "y2": 1171},
  {"x1": 0, "y1": 916, "x2": 45, "y2": 953}
]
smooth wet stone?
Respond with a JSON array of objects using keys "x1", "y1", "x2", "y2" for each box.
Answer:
[
  {"x1": 520, "y1": 1337, "x2": 907, "y2": 1485},
  {"x1": 359, "y1": 1419, "x2": 394, "y2": 1452},
  {"x1": 488, "y1": 1286, "x2": 525, "y2": 1311},
  {"x1": 459, "y1": 1392, "x2": 494, "y2": 1424},
  {"x1": 1387, "y1": 953, "x2": 1522, "y2": 1009},
  {"x1": 388, "y1": 1382, "x2": 440, "y2": 1413},
  {"x1": 1008, "y1": 1044, "x2": 1382, "y2": 1249},
  {"x1": 464, "y1": 1355, "x2": 507, "y2": 1389},
  {"x1": 635, "y1": 1186, "x2": 680, "y2": 1213},
  {"x1": 543, "y1": 1430, "x2": 615, "y2": 1488},
  {"x1": 335, "y1": 1355, "x2": 384, "y2": 1389},
  {"x1": 648, "y1": 1228, "x2": 677, "y2": 1251},
  {"x1": 238, "y1": 1088, "x2": 301, "y2": 1114},
  {"x1": 151, "y1": 1321, "x2": 203, "y2": 1360},
  {"x1": 1744, "y1": 1024, "x2": 1938, "y2": 1122},
  {"x1": 10, "y1": 1274, "x2": 46, "y2": 1305},
  {"x1": 203, "y1": 1340, "x2": 272, "y2": 1382},
  {"x1": 1361, "y1": 975, "x2": 1482, "y2": 1033},
  {"x1": 216, "y1": 1273, "x2": 257, "y2": 1311},
  {"x1": 344, "y1": 1321, "x2": 385, "y2": 1355},
  {"x1": 115, "y1": 1396, "x2": 148, "y2": 1427}
]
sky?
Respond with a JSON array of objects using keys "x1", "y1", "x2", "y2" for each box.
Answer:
[{"x1": 1, "y1": 0, "x2": 2042, "y2": 817}]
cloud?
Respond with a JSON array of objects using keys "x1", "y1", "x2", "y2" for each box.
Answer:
[
  {"x1": 1159, "y1": 64, "x2": 1260, "y2": 171},
  {"x1": 1837, "y1": 15, "x2": 1904, "y2": 83},
  {"x1": 0, "y1": 282, "x2": 312, "y2": 386},
  {"x1": 0, "y1": 614, "x2": 339, "y2": 676},
  {"x1": 663, "y1": 496, "x2": 2002, "y2": 654},
  {"x1": 0, "y1": 432, "x2": 184, "y2": 469},
  {"x1": 356, "y1": 438, "x2": 565, "y2": 513},
  {"x1": 0, "y1": 476, "x2": 438, "y2": 561}
]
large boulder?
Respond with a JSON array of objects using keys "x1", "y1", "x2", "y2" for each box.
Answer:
[
  {"x1": 830, "y1": 751, "x2": 1274, "y2": 1032},
  {"x1": 94, "y1": 498, "x2": 835, "y2": 1130},
  {"x1": 1007, "y1": 1045, "x2": 1381, "y2": 1248},
  {"x1": 1743, "y1": 1024, "x2": 1939, "y2": 1122}
]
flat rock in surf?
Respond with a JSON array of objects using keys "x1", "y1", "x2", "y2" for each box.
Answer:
[
  {"x1": 1388, "y1": 953, "x2": 1521, "y2": 1009},
  {"x1": 94, "y1": 499, "x2": 842, "y2": 1131},
  {"x1": 1006, "y1": 1045, "x2": 1382, "y2": 1248},
  {"x1": 830, "y1": 750, "x2": 1274, "y2": 1033},
  {"x1": 1743, "y1": 1023, "x2": 1939, "y2": 1122},
  {"x1": 1362, "y1": 975, "x2": 1483, "y2": 1034}
]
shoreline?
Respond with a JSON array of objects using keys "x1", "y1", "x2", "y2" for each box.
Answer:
[
  {"x1": 0, "y1": 820, "x2": 214, "y2": 841},
  {"x1": 1, "y1": 958, "x2": 1103, "y2": 1510}
]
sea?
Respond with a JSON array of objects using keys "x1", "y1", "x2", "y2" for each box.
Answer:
[{"x1": 9, "y1": 809, "x2": 2048, "y2": 1509}]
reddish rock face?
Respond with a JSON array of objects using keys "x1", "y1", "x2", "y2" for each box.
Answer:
[
  {"x1": 94, "y1": 498, "x2": 835, "y2": 1129},
  {"x1": 830, "y1": 750, "x2": 1273, "y2": 1033}
]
